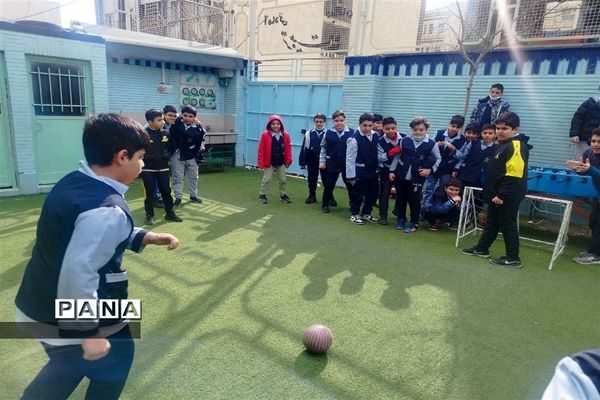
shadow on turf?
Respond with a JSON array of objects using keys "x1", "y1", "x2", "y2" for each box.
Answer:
[{"x1": 294, "y1": 351, "x2": 328, "y2": 378}]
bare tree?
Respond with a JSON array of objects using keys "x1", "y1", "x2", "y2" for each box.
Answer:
[{"x1": 441, "y1": 0, "x2": 589, "y2": 119}]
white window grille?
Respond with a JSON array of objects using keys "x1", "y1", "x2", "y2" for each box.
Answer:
[{"x1": 30, "y1": 62, "x2": 86, "y2": 116}]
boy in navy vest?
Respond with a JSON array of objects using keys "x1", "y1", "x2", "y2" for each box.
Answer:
[
  {"x1": 319, "y1": 110, "x2": 354, "y2": 213},
  {"x1": 170, "y1": 105, "x2": 206, "y2": 206},
  {"x1": 567, "y1": 128, "x2": 600, "y2": 264},
  {"x1": 372, "y1": 113, "x2": 384, "y2": 139},
  {"x1": 422, "y1": 178, "x2": 462, "y2": 231},
  {"x1": 346, "y1": 113, "x2": 379, "y2": 224},
  {"x1": 423, "y1": 114, "x2": 465, "y2": 206},
  {"x1": 377, "y1": 116, "x2": 403, "y2": 225},
  {"x1": 461, "y1": 112, "x2": 531, "y2": 268},
  {"x1": 299, "y1": 113, "x2": 327, "y2": 204},
  {"x1": 141, "y1": 109, "x2": 182, "y2": 225},
  {"x1": 15, "y1": 113, "x2": 180, "y2": 399},
  {"x1": 454, "y1": 123, "x2": 497, "y2": 222},
  {"x1": 389, "y1": 116, "x2": 441, "y2": 233}
]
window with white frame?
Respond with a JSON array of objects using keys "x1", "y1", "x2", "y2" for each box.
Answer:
[{"x1": 30, "y1": 62, "x2": 86, "y2": 116}]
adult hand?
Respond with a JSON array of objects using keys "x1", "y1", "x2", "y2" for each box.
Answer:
[
  {"x1": 491, "y1": 196, "x2": 504, "y2": 205},
  {"x1": 389, "y1": 172, "x2": 395, "y2": 182},
  {"x1": 82, "y1": 338, "x2": 111, "y2": 361},
  {"x1": 319, "y1": 163, "x2": 326, "y2": 170},
  {"x1": 451, "y1": 171, "x2": 458, "y2": 178},
  {"x1": 143, "y1": 232, "x2": 180, "y2": 250},
  {"x1": 571, "y1": 136, "x2": 580, "y2": 144}
]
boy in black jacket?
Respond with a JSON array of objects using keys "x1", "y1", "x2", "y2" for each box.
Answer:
[
  {"x1": 299, "y1": 113, "x2": 327, "y2": 204},
  {"x1": 461, "y1": 112, "x2": 531, "y2": 268},
  {"x1": 170, "y1": 106, "x2": 205, "y2": 206},
  {"x1": 141, "y1": 109, "x2": 182, "y2": 225}
]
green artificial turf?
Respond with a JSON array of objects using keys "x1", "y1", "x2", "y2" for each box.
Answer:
[{"x1": 1, "y1": 168, "x2": 599, "y2": 399}]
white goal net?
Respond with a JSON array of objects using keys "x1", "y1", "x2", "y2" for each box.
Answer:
[{"x1": 456, "y1": 186, "x2": 573, "y2": 270}]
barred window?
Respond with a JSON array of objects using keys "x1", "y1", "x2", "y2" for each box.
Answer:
[{"x1": 30, "y1": 62, "x2": 86, "y2": 116}]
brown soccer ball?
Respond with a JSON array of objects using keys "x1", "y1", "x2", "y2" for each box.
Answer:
[{"x1": 303, "y1": 324, "x2": 333, "y2": 354}]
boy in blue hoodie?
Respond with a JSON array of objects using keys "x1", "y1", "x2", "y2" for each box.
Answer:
[
  {"x1": 567, "y1": 128, "x2": 600, "y2": 264},
  {"x1": 422, "y1": 178, "x2": 462, "y2": 231}
]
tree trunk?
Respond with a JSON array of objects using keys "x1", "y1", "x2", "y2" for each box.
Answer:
[{"x1": 462, "y1": 63, "x2": 478, "y2": 120}]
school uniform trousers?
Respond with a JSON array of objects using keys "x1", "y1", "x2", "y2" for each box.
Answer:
[
  {"x1": 141, "y1": 169, "x2": 175, "y2": 217},
  {"x1": 22, "y1": 325, "x2": 134, "y2": 400}
]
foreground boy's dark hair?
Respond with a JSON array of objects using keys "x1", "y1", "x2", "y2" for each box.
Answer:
[
  {"x1": 145, "y1": 108, "x2": 163, "y2": 122},
  {"x1": 163, "y1": 105, "x2": 177, "y2": 114},
  {"x1": 464, "y1": 122, "x2": 481, "y2": 135},
  {"x1": 332, "y1": 109, "x2": 345, "y2": 120},
  {"x1": 314, "y1": 113, "x2": 327, "y2": 121},
  {"x1": 491, "y1": 83, "x2": 504, "y2": 93},
  {"x1": 496, "y1": 112, "x2": 520, "y2": 129},
  {"x1": 181, "y1": 105, "x2": 197, "y2": 116},
  {"x1": 450, "y1": 114, "x2": 465, "y2": 128},
  {"x1": 358, "y1": 112, "x2": 375, "y2": 124},
  {"x1": 446, "y1": 178, "x2": 462, "y2": 189},
  {"x1": 482, "y1": 123, "x2": 496, "y2": 131},
  {"x1": 382, "y1": 116, "x2": 396, "y2": 126},
  {"x1": 83, "y1": 113, "x2": 150, "y2": 167}
]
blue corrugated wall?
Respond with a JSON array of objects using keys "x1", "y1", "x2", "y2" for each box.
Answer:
[
  {"x1": 107, "y1": 59, "x2": 225, "y2": 114},
  {"x1": 342, "y1": 44, "x2": 600, "y2": 167}
]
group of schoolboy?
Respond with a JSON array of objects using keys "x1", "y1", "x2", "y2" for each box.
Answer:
[
  {"x1": 258, "y1": 94, "x2": 531, "y2": 268},
  {"x1": 140, "y1": 104, "x2": 207, "y2": 225}
]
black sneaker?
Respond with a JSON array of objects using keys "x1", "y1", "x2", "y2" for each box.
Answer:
[
  {"x1": 280, "y1": 194, "x2": 291, "y2": 203},
  {"x1": 321, "y1": 205, "x2": 330, "y2": 213},
  {"x1": 190, "y1": 196, "x2": 203, "y2": 204},
  {"x1": 378, "y1": 218, "x2": 388, "y2": 225},
  {"x1": 259, "y1": 195, "x2": 268, "y2": 204},
  {"x1": 490, "y1": 256, "x2": 522, "y2": 269},
  {"x1": 460, "y1": 247, "x2": 490, "y2": 257},
  {"x1": 305, "y1": 195, "x2": 317, "y2": 204},
  {"x1": 144, "y1": 215, "x2": 155, "y2": 225},
  {"x1": 173, "y1": 198, "x2": 182, "y2": 207},
  {"x1": 330, "y1": 199, "x2": 338, "y2": 207},
  {"x1": 165, "y1": 213, "x2": 183, "y2": 222}
]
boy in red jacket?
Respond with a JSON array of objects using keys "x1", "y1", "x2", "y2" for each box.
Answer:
[{"x1": 257, "y1": 115, "x2": 293, "y2": 204}]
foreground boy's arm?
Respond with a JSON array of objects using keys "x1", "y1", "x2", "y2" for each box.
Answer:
[{"x1": 58, "y1": 207, "x2": 178, "y2": 359}]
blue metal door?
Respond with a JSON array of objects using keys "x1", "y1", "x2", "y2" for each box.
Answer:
[{"x1": 245, "y1": 82, "x2": 343, "y2": 175}]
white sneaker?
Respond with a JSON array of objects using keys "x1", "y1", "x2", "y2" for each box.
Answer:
[
  {"x1": 361, "y1": 214, "x2": 378, "y2": 224},
  {"x1": 573, "y1": 253, "x2": 600, "y2": 264},
  {"x1": 350, "y1": 215, "x2": 365, "y2": 225}
]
